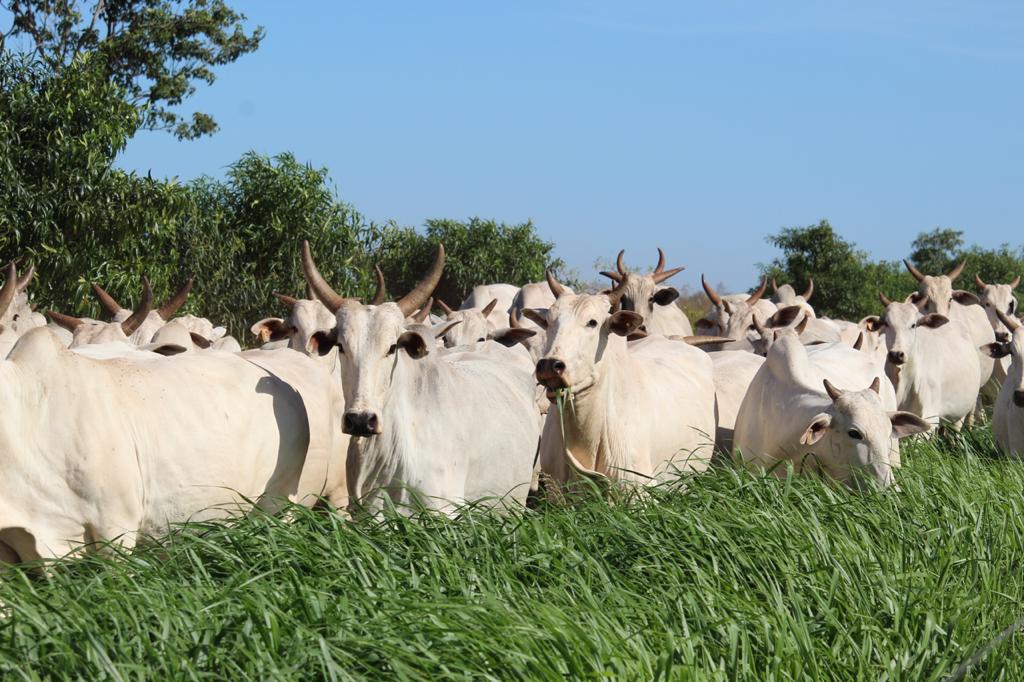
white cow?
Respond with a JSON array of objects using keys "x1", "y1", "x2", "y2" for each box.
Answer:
[
  {"x1": 48, "y1": 277, "x2": 156, "y2": 348},
  {"x1": 695, "y1": 276, "x2": 777, "y2": 351},
  {"x1": 91, "y1": 277, "x2": 195, "y2": 344},
  {"x1": 510, "y1": 281, "x2": 573, "y2": 329},
  {"x1": 710, "y1": 350, "x2": 765, "y2": 456},
  {"x1": 301, "y1": 243, "x2": 539, "y2": 515},
  {"x1": 865, "y1": 294, "x2": 981, "y2": 430},
  {"x1": 461, "y1": 284, "x2": 519, "y2": 328},
  {"x1": 530, "y1": 272, "x2": 716, "y2": 487},
  {"x1": 437, "y1": 298, "x2": 499, "y2": 347},
  {"x1": 734, "y1": 333, "x2": 928, "y2": 489},
  {"x1": 770, "y1": 278, "x2": 815, "y2": 318},
  {"x1": 599, "y1": 249, "x2": 694, "y2": 336},
  {"x1": 976, "y1": 274, "x2": 1020, "y2": 398},
  {"x1": 0, "y1": 328, "x2": 347, "y2": 563},
  {"x1": 983, "y1": 309, "x2": 1024, "y2": 457},
  {"x1": 0, "y1": 262, "x2": 45, "y2": 335}
]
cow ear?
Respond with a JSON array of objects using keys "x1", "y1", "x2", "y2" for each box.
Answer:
[
  {"x1": 799, "y1": 414, "x2": 832, "y2": 445},
  {"x1": 309, "y1": 331, "x2": 336, "y2": 356},
  {"x1": 919, "y1": 314, "x2": 950, "y2": 329},
  {"x1": 694, "y1": 317, "x2": 716, "y2": 333},
  {"x1": 952, "y1": 290, "x2": 981, "y2": 306},
  {"x1": 767, "y1": 305, "x2": 802, "y2": 329},
  {"x1": 522, "y1": 308, "x2": 548, "y2": 329},
  {"x1": 889, "y1": 412, "x2": 930, "y2": 439},
  {"x1": 433, "y1": 320, "x2": 462, "y2": 339},
  {"x1": 608, "y1": 310, "x2": 644, "y2": 337},
  {"x1": 189, "y1": 332, "x2": 212, "y2": 349},
  {"x1": 861, "y1": 316, "x2": 885, "y2": 332},
  {"x1": 982, "y1": 342, "x2": 1011, "y2": 359},
  {"x1": 722, "y1": 300, "x2": 733, "y2": 315},
  {"x1": 397, "y1": 331, "x2": 429, "y2": 359},
  {"x1": 490, "y1": 327, "x2": 537, "y2": 348},
  {"x1": 150, "y1": 343, "x2": 188, "y2": 356},
  {"x1": 652, "y1": 287, "x2": 679, "y2": 306},
  {"x1": 250, "y1": 318, "x2": 294, "y2": 343}
]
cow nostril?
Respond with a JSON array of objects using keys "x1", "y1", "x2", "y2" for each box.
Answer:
[
  {"x1": 887, "y1": 351, "x2": 905, "y2": 365},
  {"x1": 552, "y1": 360, "x2": 566, "y2": 374},
  {"x1": 367, "y1": 414, "x2": 379, "y2": 431},
  {"x1": 1014, "y1": 391, "x2": 1024, "y2": 408},
  {"x1": 343, "y1": 413, "x2": 357, "y2": 431}
]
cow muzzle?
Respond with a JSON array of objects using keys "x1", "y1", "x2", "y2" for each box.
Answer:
[
  {"x1": 887, "y1": 350, "x2": 906, "y2": 366},
  {"x1": 1013, "y1": 390, "x2": 1024, "y2": 408},
  {"x1": 343, "y1": 410, "x2": 381, "y2": 436},
  {"x1": 535, "y1": 357, "x2": 569, "y2": 394},
  {"x1": 997, "y1": 331, "x2": 1011, "y2": 344}
]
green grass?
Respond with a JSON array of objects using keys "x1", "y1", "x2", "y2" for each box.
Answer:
[{"x1": 1, "y1": 429, "x2": 1024, "y2": 680}]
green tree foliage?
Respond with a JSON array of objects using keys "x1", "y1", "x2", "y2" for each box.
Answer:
[
  {"x1": 0, "y1": 0, "x2": 263, "y2": 139},
  {"x1": 375, "y1": 218, "x2": 565, "y2": 308}
]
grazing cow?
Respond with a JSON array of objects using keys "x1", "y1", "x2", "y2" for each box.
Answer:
[
  {"x1": 695, "y1": 276, "x2": 777, "y2": 351},
  {"x1": 982, "y1": 309, "x2": 1024, "y2": 457},
  {"x1": 461, "y1": 284, "x2": 519, "y2": 328},
  {"x1": 976, "y1": 274, "x2": 1020, "y2": 396},
  {"x1": 436, "y1": 298, "x2": 499, "y2": 347},
  {"x1": 770, "y1": 278, "x2": 816, "y2": 318},
  {"x1": 864, "y1": 293, "x2": 981, "y2": 430},
  {"x1": 734, "y1": 332, "x2": 927, "y2": 489},
  {"x1": 710, "y1": 350, "x2": 765, "y2": 455},
  {"x1": 0, "y1": 328, "x2": 347, "y2": 563},
  {"x1": 531, "y1": 272, "x2": 716, "y2": 487},
  {"x1": 91, "y1": 278, "x2": 195, "y2": 344},
  {"x1": 904, "y1": 260, "x2": 995, "y2": 401},
  {"x1": 301, "y1": 243, "x2": 539, "y2": 515},
  {"x1": 599, "y1": 249, "x2": 694, "y2": 336}
]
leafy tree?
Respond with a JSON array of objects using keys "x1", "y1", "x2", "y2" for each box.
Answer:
[
  {"x1": 1, "y1": 0, "x2": 263, "y2": 138},
  {"x1": 908, "y1": 228, "x2": 965, "y2": 275},
  {"x1": 375, "y1": 218, "x2": 565, "y2": 308}
]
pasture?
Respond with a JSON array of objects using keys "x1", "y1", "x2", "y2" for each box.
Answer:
[{"x1": 1, "y1": 428, "x2": 1020, "y2": 680}]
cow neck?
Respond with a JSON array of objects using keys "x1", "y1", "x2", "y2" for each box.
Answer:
[{"x1": 558, "y1": 335, "x2": 629, "y2": 478}]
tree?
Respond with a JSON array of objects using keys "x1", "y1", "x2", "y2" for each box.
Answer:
[
  {"x1": 0, "y1": 0, "x2": 263, "y2": 139},
  {"x1": 908, "y1": 228, "x2": 965, "y2": 275}
]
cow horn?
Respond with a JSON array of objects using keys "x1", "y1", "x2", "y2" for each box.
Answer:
[
  {"x1": 680, "y1": 335, "x2": 733, "y2": 346},
  {"x1": 301, "y1": 240, "x2": 345, "y2": 313},
  {"x1": 438, "y1": 299, "x2": 454, "y2": 317},
  {"x1": 121, "y1": 277, "x2": 153, "y2": 335},
  {"x1": 545, "y1": 269, "x2": 568, "y2": 299},
  {"x1": 701, "y1": 275, "x2": 723, "y2": 307},
  {"x1": 751, "y1": 314, "x2": 765, "y2": 335},
  {"x1": 853, "y1": 332, "x2": 864, "y2": 350},
  {"x1": 157, "y1": 278, "x2": 192, "y2": 319},
  {"x1": 90, "y1": 282, "x2": 123, "y2": 318},
  {"x1": 413, "y1": 297, "x2": 433, "y2": 323},
  {"x1": 802, "y1": 278, "x2": 814, "y2": 301},
  {"x1": 599, "y1": 270, "x2": 624, "y2": 283},
  {"x1": 771, "y1": 277, "x2": 779, "y2": 294},
  {"x1": 651, "y1": 248, "x2": 684, "y2": 284},
  {"x1": 795, "y1": 315, "x2": 809, "y2": 335},
  {"x1": 605, "y1": 277, "x2": 629, "y2": 308},
  {"x1": 947, "y1": 260, "x2": 966, "y2": 282},
  {"x1": 273, "y1": 292, "x2": 299, "y2": 308},
  {"x1": 481, "y1": 298, "x2": 498, "y2": 318},
  {"x1": 746, "y1": 277, "x2": 767, "y2": 305},
  {"x1": 370, "y1": 265, "x2": 386, "y2": 305},
  {"x1": 1011, "y1": 276, "x2": 1021, "y2": 289},
  {"x1": 996, "y1": 308, "x2": 1021, "y2": 333},
  {"x1": 975, "y1": 273, "x2": 988, "y2": 290},
  {"x1": 47, "y1": 310, "x2": 83, "y2": 331},
  {"x1": 509, "y1": 308, "x2": 522, "y2": 328},
  {"x1": 823, "y1": 379, "x2": 842, "y2": 402},
  {"x1": 869, "y1": 377, "x2": 881, "y2": 394},
  {"x1": 16, "y1": 264, "x2": 34, "y2": 292},
  {"x1": 878, "y1": 291, "x2": 892, "y2": 307},
  {"x1": 396, "y1": 244, "x2": 445, "y2": 317},
  {"x1": 904, "y1": 259, "x2": 925, "y2": 282},
  {"x1": 616, "y1": 250, "x2": 627, "y2": 276},
  {"x1": 0, "y1": 263, "x2": 17, "y2": 319}
]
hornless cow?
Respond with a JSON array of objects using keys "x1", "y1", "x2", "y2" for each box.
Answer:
[
  {"x1": 865, "y1": 293, "x2": 981, "y2": 430},
  {"x1": 531, "y1": 272, "x2": 716, "y2": 487},
  {"x1": 734, "y1": 332, "x2": 927, "y2": 489},
  {"x1": 599, "y1": 249, "x2": 694, "y2": 336},
  {"x1": 0, "y1": 328, "x2": 347, "y2": 563},
  {"x1": 982, "y1": 309, "x2": 1024, "y2": 457},
  {"x1": 301, "y1": 243, "x2": 539, "y2": 515}
]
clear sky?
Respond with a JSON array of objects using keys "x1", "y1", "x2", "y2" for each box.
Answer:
[{"x1": 115, "y1": 1, "x2": 1024, "y2": 291}]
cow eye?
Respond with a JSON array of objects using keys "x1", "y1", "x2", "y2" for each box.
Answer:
[
  {"x1": 847, "y1": 429, "x2": 863, "y2": 440},
  {"x1": 386, "y1": 344, "x2": 397, "y2": 356},
  {"x1": 586, "y1": 319, "x2": 598, "y2": 328},
  {"x1": 477, "y1": 337, "x2": 486, "y2": 342},
  {"x1": 1009, "y1": 302, "x2": 1016, "y2": 314}
]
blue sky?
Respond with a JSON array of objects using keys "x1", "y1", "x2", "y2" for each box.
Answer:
[{"x1": 116, "y1": 2, "x2": 1024, "y2": 291}]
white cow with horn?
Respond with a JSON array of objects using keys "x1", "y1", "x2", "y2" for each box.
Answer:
[
  {"x1": 531, "y1": 271, "x2": 716, "y2": 487},
  {"x1": 599, "y1": 249, "x2": 693, "y2": 336},
  {"x1": 0, "y1": 262, "x2": 43, "y2": 357},
  {"x1": 90, "y1": 277, "x2": 198, "y2": 344},
  {"x1": 301, "y1": 242, "x2": 540, "y2": 515},
  {"x1": 48, "y1": 277, "x2": 158, "y2": 348},
  {"x1": 436, "y1": 298, "x2": 499, "y2": 347},
  {"x1": 770, "y1": 278, "x2": 816, "y2": 318},
  {"x1": 695, "y1": 276, "x2": 777, "y2": 351},
  {"x1": 982, "y1": 308, "x2": 1024, "y2": 457}
]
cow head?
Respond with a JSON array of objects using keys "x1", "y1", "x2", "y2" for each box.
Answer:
[
  {"x1": 904, "y1": 259, "x2": 977, "y2": 316},
  {"x1": 0, "y1": 261, "x2": 36, "y2": 329},
  {"x1": 251, "y1": 293, "x2": 340, "y2": 358},
  {"x1": 800, "y1": 376, "x2": 928, "y2": 489},
  {"x1": 48, "y1": 276, "x2": 155, "y2": 347},
  {"x1": 436, "y1": 298, "x2": 497, "y2": 347},
  {"x1": 975, "y1": 273, "x2": 1020, "y2": 342},
  {"x1": 532, "y1": 271, "x2": 640, "y2": 398},
  {"x1": 749, "y1": 305, "x2": 807, "y2": 356},
  {"x1": 770, "y1": 278, "x2": 816, "y2": 318},
  {"x1": 695, "y1": 275, "x2": 771, "y2": 347},
  {"x1": 599, "y1": 248, "x2": 683, "y2": 329},
  {"x1": 301, "y1": 241, "x2": 445, "y2": 437},
  {"x1": 982, "y1": 309, "x2": 1024, "y2": 406},
  {"x1": 865, "y1": 293, "x2": 950, "y2": 378}
]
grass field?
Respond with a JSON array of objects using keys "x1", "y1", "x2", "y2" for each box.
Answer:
[{"x1": 0, "y1": 428, "x2": 1022, "y2": 680}]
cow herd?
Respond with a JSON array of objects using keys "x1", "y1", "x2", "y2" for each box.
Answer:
[{"x1": 0, "y1": 245, "x2": 1020, "y2": 565}]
